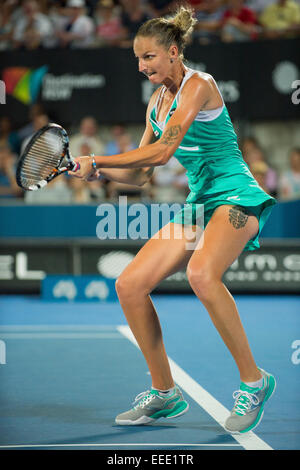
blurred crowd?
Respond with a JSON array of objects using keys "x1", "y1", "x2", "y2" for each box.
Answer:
[
  {"x1": 1, "y1": 109, "x2": 300, "y2": 204},
  {"x1": 1, "y1": 0, "x2": 300, "y2": 204},
  {"x1": 0, "y1": 0, "x2": 300, "y2": 51}
]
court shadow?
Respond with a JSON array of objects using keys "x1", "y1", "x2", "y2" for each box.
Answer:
[
  {"x1": 44, "y1": 421, "x2": 234, "y2": 448},
  {"x1": 2, "y1": 403, "x2": 234, "y2": 448},
  {"x1": 46, "y1": 424, "x2": 177, "y2": 447},
  {"x1": 1, "y1": 403, "x2": 122, "y2": 424},
  {"x1": 112, "y1": 423, "x2": 235, "y2": 447},
  {"x1": 177, "y1": 421, "x2": 226, "y2": 433}
]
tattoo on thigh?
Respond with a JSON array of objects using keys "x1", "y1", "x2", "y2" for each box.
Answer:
[
  {"x1": 228, "y1": 205, "x2": 249, "y2": 229},
  {"x1": 160, "y1": 125, "x2": 181, "y2": 146}
]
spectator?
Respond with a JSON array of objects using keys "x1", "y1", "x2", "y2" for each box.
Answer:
[
  {"x1": 0, "y1": 0, "x2": 16, "y2": 51},
  {"x1": 119, "y1": 0, "x2": 150, "y2": 47},
  {"x1": 0, "y1": 145, "x2": 22, "y2": 198},
  {"x1": 186, "y1": 0, "x2": 206, "y2": 11},
  {"x1": 39, "y1": 0, "x2": 51, "y2": 15},
  {"x1": 146, "y1": 0, "x2": 176, "y2": 18},
  {"x1": 48, "y1": 1, "x2": 71, "y2": 41},
  {"x1": 221, "y1": 0, "x2": 259, "y2": 42},
  {"x1": 105, "y1": 129, "x2": 150, "y2": 201},
  {"x1": 56, "y1": 0, "x2": 95, "y2": 48},
  {"x1": 20, "y1": 114, "x2": 50, "y2": 155},
  {"x1": 240, "y1": 135, "x2": 260, "y2": 157},
  {"x1": 241, "y1": 136, "x2": 278, "y2": 197},
  {"x1": 84, "y1": 0, "x2": 102, "y2": 17},
  {"x1": 93, "y1": 0, "x2": 123, "y2": 47},
  {"x1": 278, "y1": 147, "x2": 300, "y2": 200},
  {"x1": 107, "y1": 177, "x2": 151, "y2": 202},
  {"x1": 0, "y1": 116, "x2": 18, "y2": 153},
  {"x1": 259, "y1": 0, "x2": 300, "y2": 39},
  {"x1": 69, "y1": 116, "x2": 105, "y2": 157},
  {"x1": 151, "y1": 157, "x2": 188, "y2": 202},
  {"x1": 249, "y1": 160, "x2": 270, "y2": 193},
  {"x1": 72, "y1": 141, "x2": 106, "y2": 200},
  {"x1": 193, "y1": 0, "x2": 226, "y2": 44},
  {"x1": 24, "y1": 176, "x2": 73, "y2": 204},
  {"x1": 67, "y1": 175, "x2": 93, "y2": 202},
  {"x1": 244, "y1": 0, "x2": 274, "y2": 14},
  {"x1": 8, "y1": 0, "x2": 24, "y2": 25},
  {"x1": 13, "y1": 103, "x2": 46, "y2": 154},
  {"x1": 12, "y1": 0, "x2": 55, "y2": 49},
  {"x1": 105, "y1": 125, "x2": 136, "y2": 155}
]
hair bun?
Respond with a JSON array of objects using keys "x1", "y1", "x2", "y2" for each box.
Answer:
[
  {"x1": 136, "y1": 5, "x2": 197, "y2": 61},
  {"x1": 169, "y1": 6, "x2": 197, "y2": 41}
]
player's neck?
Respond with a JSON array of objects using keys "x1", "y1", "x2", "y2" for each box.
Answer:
[{"x1": 162, "y1": 63, "x2": 186, "y2": 97}]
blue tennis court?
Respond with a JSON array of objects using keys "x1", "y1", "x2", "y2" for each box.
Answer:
[{"x1": 0, "y1": 294, "x2": 299, "y2": 451}]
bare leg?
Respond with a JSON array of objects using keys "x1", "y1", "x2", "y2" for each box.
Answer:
[
  {"x1": 187, "y1": 205, "x2": 262, "y2": 383},
  {"x1": 116, "y1": 223, "x2": 195, "y2": 390}
]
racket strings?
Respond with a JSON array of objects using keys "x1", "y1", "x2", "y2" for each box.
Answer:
[{"x1": 19, "y1": 129, "x2": 65, "y2": 187}]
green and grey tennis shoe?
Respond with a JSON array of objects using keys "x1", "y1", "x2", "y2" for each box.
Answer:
[
  {"x1": 115, "y1": 386, "x2": 189, "y2": 425},
  {"x1": 224, "y1": 368, "x2": 276, "y2": 434}
]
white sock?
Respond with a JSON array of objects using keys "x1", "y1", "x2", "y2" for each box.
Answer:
[
  {"x1": 244, "y1": 377, "x2": 264, "y2": 389},
  {"x1": 152, "y1": 386, "x2": 176, "y2": 397}
]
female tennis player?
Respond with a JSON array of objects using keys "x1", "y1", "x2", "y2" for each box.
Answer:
[{"x1": 69, "y1": 6, "x2": 276, "y2": 434}]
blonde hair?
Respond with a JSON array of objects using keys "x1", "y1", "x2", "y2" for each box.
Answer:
[{"x1": 135, "y1": 5, "x2": 197, "y2": 60}]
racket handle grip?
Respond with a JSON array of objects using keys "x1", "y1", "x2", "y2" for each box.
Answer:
[{"x1": 70, "y1": 161, "x2": 80, "y2": 172}]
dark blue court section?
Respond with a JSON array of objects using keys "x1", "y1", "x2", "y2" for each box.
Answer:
[{"x1": 0, "y1": 295, "x2": 299, "y2": 450}]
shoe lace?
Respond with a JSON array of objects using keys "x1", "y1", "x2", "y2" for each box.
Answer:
[
  {"x1": 132, "y1": 390, "x2": 156, "y2": 409},
  {"x1": 232, "y1": 390, "x2": 260, "y2": 416}
]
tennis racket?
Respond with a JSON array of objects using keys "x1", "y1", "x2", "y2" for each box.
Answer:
[{"x1": 16, "y1": 123, "x2": 80, "y2": 191}]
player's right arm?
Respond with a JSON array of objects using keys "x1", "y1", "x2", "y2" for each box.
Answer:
[{"x1": 90, "y1": 88, "x2": 160, "y2": 186}]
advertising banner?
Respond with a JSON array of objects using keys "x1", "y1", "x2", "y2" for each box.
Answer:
[
  {"x1": 1, "y1": 39, "x2": 299, "y2": 127},
  {"x1": 0, "y1": 239, "x2": 299, "y2": 295},
  {"x1": 42, "y1": 275, "x2": 118, "y2": 302}
]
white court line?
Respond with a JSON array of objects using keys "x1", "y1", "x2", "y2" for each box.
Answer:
[
  {"x1": 0, "y1": 325, "x2": 118, "y2": 331},
  {"x1": 0, "y1": 333, "x2": 122, "y2": 339},
  {"x1": 0, "y1": 325, "x2": 126, "y2": 339},
  {"x1": 0, "y1": 443, "x2": 241, "y2": 449},
  {"x1": 117, "y1": 325, "x2": 273, "y2": 451}
]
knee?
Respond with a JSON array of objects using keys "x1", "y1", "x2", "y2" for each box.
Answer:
[
  {"x1": 115, "y1": 271, "x2": 148, "y2": 300},
  {"x1": 186, "y1": 262, "x2": 218, "y2": 302},
  {"x1": 115, "y1": 273, "x2": 134, "y2": 299}
]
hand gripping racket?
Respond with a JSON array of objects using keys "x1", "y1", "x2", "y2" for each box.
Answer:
[{"x1": 16, "y1": 123, "x2": 80, "y2": 191}]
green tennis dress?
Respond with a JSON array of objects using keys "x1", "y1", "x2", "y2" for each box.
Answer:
[{"x1": 149, "y1": 67, "x2": 276, "y2": 251}]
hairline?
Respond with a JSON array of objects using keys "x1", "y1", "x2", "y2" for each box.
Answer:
[{"x1": 134, "y1": 34, "x2": 180, "y2": 54}]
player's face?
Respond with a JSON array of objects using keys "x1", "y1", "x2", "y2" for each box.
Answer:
[{"x1": 133, "y1": 36, "x2": 173, "y2": 84}]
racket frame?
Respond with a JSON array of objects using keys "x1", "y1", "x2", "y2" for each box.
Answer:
[{"x1": 16, "y1": 123, "x2": 79, "y2": 191}]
